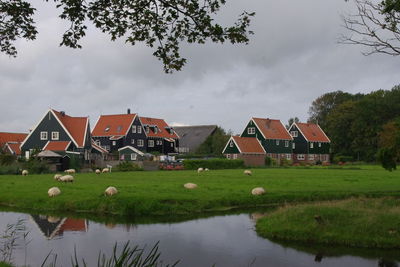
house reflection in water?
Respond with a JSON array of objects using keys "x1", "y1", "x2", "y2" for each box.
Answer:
[{"x1": 30, "y1": 215, "x2": 88, "y2": 240}]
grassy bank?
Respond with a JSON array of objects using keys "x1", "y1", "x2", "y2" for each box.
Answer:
[
  {"x1": 256, "y1": 198, "x2": 400, "y2": 249},
  {"x1": 0, "y1": 166, "x2": 399, "y2": 217}
]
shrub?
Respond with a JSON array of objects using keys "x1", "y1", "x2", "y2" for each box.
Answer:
[
  {"x1": 0, "y1": 164, "x2": 21, "y2": 175},
  {"x1": 115, "y1": 162, "x2": 143, "y2": 172},
  {"x1": 280, "y1": 158, "x2": 292, "y2": 166},
  {"x1": 22, "y1": 159, "x2": 49, "y2": 174},
  {"x1": 265, "y1": 156, "x2": 273, "y2": 166},
  {"x1": 183, "y1": 159, "x2": 244, "y2": 170},
  {"x1": 333, "y1": 154, "x2": 354, "y2": 163},
  {"x1": 0, "y1": 154, "x2": 16, "y2": 165}
]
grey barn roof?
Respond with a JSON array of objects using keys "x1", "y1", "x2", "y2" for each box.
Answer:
[{"x1": 174, "y1": 125, "x2": 217, "y2": 153}]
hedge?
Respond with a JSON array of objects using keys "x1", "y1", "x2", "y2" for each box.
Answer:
[{"x1": 183, "y1": 159, "x2": 244, "y2": 170}]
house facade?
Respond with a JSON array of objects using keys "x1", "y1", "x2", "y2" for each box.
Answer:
[
  {"x1": 288, "y1": 122, "x2": 330, "y2": 163},
  {"x1": 92, "y1": 110, "x2": 179, "y2": 155},
  {"x1": 222, "y1": 136, "x2": 266, "y2": 166},
  {"x1": 240, "y1": 117, "x2": 293, "y2": 162},
  {"x1": 20, "y1": 109, "x2": 92, "y2": 162}
]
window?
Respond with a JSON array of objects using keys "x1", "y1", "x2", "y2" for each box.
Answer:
[
  {"x1": 104, "y1": 126, "x2": 110, "y2": 132},
  {"x1": 112, "y1": 141, "x2": 116, "y2": 146},
  {"x1": 233, "y1": 154, "x2": 238, "y2": 159},
  {"x1": 171, "y1": 143, "x2": 173, "y2": 147},
  {"x1": 285, "y1": 141, "x2": 289, "y2": 147},
  {"x1": 132, "y1": 125, "x2": 137, "y2": 133},
  {"x1": 131, "y1": 153, "x2": 137, "y2": 161},
  {"x1": 137, "y1": 139, "x2": 144, "y2": 147},
  {"x1": 318, "y1": 142, "x2": 321, "y2": 147},
  {"x1": 51, "y1": 131, "x2": 59, "y2": 140},
  {"x1": 276, "y1": 140, "x2": 280, "y2": 145},
  {"x1": 154, "y1": 127, "x2": 158, "y2": 134},
  {"x1": 310, "y1": 142, "x2": 314, "y2": 148},
  {"x1": 145, "y1": 127, "x2": 149, "y2": 134},
  {"x1": 309, "y1": 154, "x2": 315, "y2": 160},
  {"x1": 148, "y1": 140, "x2": 154, "y2": 147},
  {"x1": 40, "y1": 131, "x2": 48, "y2": 140},
  {"x1": 286, "y1": 154, "x2": 291, "y2": 160},
  {"x1": 131, "y1": 139, "x2": 135, "y2": 144},
  {"x1": 297, "y1": 154, "x2": 305, "y2": 160},
  {"x1": 137, "y1": 127, "x2": 142, "y2": 134},
  {"x1": 247, "y1": 127, "x2": 255, "y2": 134},
  {"x1": 229, "y1": 140, "x2": 234, "y2": 147},
  {"x1": 157, "y1": 140, "x2": 162, "y2": 145},
  {"x1": 95, "y1": 140, "x2": 101, "y2": 146},
  {"x1": 292, "y1": 143, "x2": 296, "y2": 149},
  {"x1": 226, "y1": 154, "x2": 231, "y2": 159},
  {"x1": 290, "y1": 131, "x2": 298, "y2": 137}
]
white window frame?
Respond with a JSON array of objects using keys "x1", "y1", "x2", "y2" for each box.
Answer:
[
  {"x1": 310, "y1": 142, "x2": 314, "y2": 148},
  {"x1": 286, "y1": 154, "x2": 291, "y2": 160},
  {"x1": 318, "y1": 142, "x2": 322, "y2": 147},
  {"x1": 137, "y1": 127, "x2": 142, "y2": 134},
  {"x1": 290, "y1": 131, "x2": 298, "y2": 137},
  {"x1": 157, "y1": 140, "x2": 162, "y2": 145},
  {"x1": 309, "y1": 154, "x2": 315, "y2": 160},
  {"x1": 226, "y1": 154, "x2": 231, "y2": 159},
  {"x1": 145, "y1": 127, "x2": 149, "y2": 134},
  {"x1": 148, "y1": 140, "x2": 154, "y2": 147},
  {"x1": 247, "y1": 127, "x2": 255, "y2": 135},
  {"x1": 112, "y1": 141, "x2": 116, "y2": 146},
  {"x1": 297, "y1": 154, "x2": 305, "y2": 160},
  {"x1": 40, "y1": 131, "x2": 48, "y2": 140},
  {"x1": 131, "y1": 139, "x2": 135, "y2": 144},
  {"x1": 233, "y1": 154, "x2": 238, "y2": 159},
  {"x1": 137, "y1": 139, "x2": 144, "y2": 147},
  {"x1": 95, "y1": 140, "x2": 101, "y2": 146},
  {"x1": 130, "y1": 153, "x2": 137, "y2": 161},
  {"x1": 285, "y1": 140, "x2": 289, "y2": 147},
  {"x1": 132, "y1": 125, "x2": 137, "y2": 133},
  {"x1": 292, "y1": 143, "x2": 296, "y2": 149},
  {"x1": 276, "y1": 140, "x2": 280, "y2": 145},
  {"x1": 51, "y1": 131, "x2": 59, "y2": 140}
]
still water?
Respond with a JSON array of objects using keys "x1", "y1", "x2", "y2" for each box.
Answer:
[{"x1": 0, "y1": 211, "x2": 398, "y2": 267}]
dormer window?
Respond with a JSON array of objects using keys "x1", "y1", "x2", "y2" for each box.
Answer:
[
  {"x1": 104, "y1": 126, "x2": 110, "y2": 132},
  {"x1": 145, "y1": 127, "x2": 149, "y2": 134}
]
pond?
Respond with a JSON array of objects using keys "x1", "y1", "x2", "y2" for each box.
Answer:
[{"x1": 0, "y1": 211, "x2": 398, "y2": 267}]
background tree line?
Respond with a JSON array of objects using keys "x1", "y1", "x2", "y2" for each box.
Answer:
[{"x1": 308, "y1": 85, "x2": 400, "y2": 168}]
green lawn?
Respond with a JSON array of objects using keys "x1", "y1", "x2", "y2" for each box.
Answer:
[{"x1": 0, "y1": 166, "x2": 399, "y2": 217}]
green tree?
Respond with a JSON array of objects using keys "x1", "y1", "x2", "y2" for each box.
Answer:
[
  {"x1": 378, "y1": 118, "x2": 400, "y2": 171},
  {"x1": 0, "y1": 0, "x2": 254, "y2": 73},
  {"x1": 286, "y1": 117, "x2": 299, "y2": 129},
  {"x1": 196, "y1": 126, "x2": 229, "y2": 156}
]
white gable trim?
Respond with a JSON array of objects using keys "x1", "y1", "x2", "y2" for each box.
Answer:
[
  {"x1": 249, "y1": 118, "x2": 267, "y2": 139},
  {"x1": 231, "y1": 137, "x2": 243, "y2": 153},
  {"x1": 124, "y1": 114, "x2": 137, "y2": 136},
  {"x1": 82, "y1": 118, "x2": 90, "y2": 148},
  {"x1": 293, "y1": 123, "x2": 309, "y2": 142},
  {"x1": 50, "y1": 109, "x2": 80, "y2": 148},
  {"x1": 118, "y1": 146, "x2": 145, "y2": 156},
  {"x1": 138, "y1": 116, "x2": 149, "y2": 137},
  {"x1": 20, "y1": 110, "x2": 52, "y2": 149},
  {"x1": 42, "y1": 141, "x2": 51, "y2": 150},
  {"x1": 222, "y1": 136, "x2": 236, "y2": 154}
]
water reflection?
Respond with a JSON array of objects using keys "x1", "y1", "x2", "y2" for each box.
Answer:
[{"x1": 0, "y1": 210, "x2": 399, "y2": 267}]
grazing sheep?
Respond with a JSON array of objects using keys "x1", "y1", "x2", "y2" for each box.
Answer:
[
  {"x1": 22, "y1": 170, "x2": 28, "y2": 176},
  {"x1": 197, "y1": 167, "x2": 204, "y2": 173},
  {"x1": 54, "y1": 174, "x2": 62, "y2": 181},
  {"x1": 64, "y1": 169, "x2": 76, "y2": 174},
  {"x1": 48, "y1": 187, "x2": 61, "y2": 197},
  {"x1": 244, "y1": 170, "x2": 252, "y2": 176},
  {"x1": 251, "y1": 187, "x2": 265, "y2": 196},
  {"x1": 184, "y1": 183, "x2": 198, "y2": 189},
  {"x1": 204, "y1": 168, "x2": 209, "y2": 171},
  {"x1": 95, "y1": 169, "x2": 101, "y2": 174},
  {"x1": 105, "y1": 186, "x2": 118, "y2": 196},
  {"x1": 59, "y1": 175, "x2": 74, "y2": 183},
  {"x1": 102, "y1": 168, "x2": 110, "y2": 173}
]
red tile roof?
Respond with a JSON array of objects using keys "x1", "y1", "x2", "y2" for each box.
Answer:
[
  {"x1": 52, "y1": 110, "x2": 89, "y2": 147},
  {"x1": 59, "y1": 218, "x2": 87, "y2": 232},
  {"x1": 0, "y1": 132, "x2": 27, "y2": 146},
  {"x1": 252, "y1": 118, "x2": 292, "y2": 140},
  {"x1": 295, "y1": 122, "x2": 330, "y2": 142},
  {"x1": 92, "y1": 114, "x2": 137, "y2": 137},
  {"x1": 43, "y1": 141, "x2": 71, "y2": 151},
  {"x1": 5, "y1": 142, "x2": 22, "y2": 155},
  {"x1": 139, "y1": 117, "x2": 179, "y2": 139},
  {"x1": 232, "y1": 136, "x2": 266, "y2": 154}
]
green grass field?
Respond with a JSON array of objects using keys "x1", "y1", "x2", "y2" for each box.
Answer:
[
  {"x1": 0, "y1": 166, "x2": 399, "y2": 217},
  {"x1": 256, "y1": 197, "x2": 400, "y2": 249}
]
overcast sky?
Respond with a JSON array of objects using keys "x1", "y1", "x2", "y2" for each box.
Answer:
[{"x1": 1, "y1": 0, "x2": 399, "y2": 134}]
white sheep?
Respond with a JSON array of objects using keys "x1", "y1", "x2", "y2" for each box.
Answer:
[
  {"x1": 22, "y1": 170, "x2": 28, "y2": 176},
  {"x1": 54, "y1": 174, "x2": 62, "y2": 181},
  {"x1": 244, "y1": 170, "x2": 252, "y2": 176},
  {"x1": 105, "y1": 186, "x2": 118, "y2": 196},
  {"x1": 251, "y1": 187, "x2": 266, "y2": 196},
  {"x1": 197, "y1": 167, "x2": 204, "y2": 173},
  {"x1": 95, "y1": 169, "x2": 101, "y2": 174},
  {"x1": 184, "y1": 183, "x2": 198, "y2": 189},
  {"x1": 204, "y1": 168, "x2": 209, "y2": 171},
  {"x1": 59, "y1": 175, "x2": 74, "y2": 183},
  {"x1": 48, "y1": 187, "x2": 61, "y2": 197},
  {"x1": 64, "y1": 169, "x2": 76, "y2": 174},
  {"x1": 102, "y1": 168, "x2": 110, "y2": 173}
]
